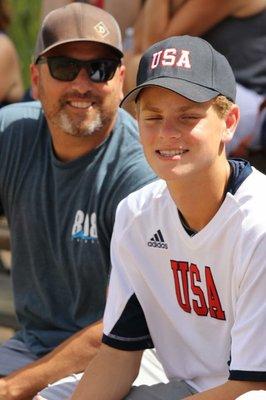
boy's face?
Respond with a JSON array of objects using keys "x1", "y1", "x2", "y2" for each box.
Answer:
[{"x1": 137, "y1": 86, "x2": 238, "y2": 183}]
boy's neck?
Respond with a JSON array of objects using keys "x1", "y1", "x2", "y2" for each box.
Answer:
[{"x1": 167, "y1": 161, "x2": 231, "y2": 232}]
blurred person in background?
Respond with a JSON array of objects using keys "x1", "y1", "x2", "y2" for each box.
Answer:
[
  {"x1": 104, "y1": 0, "x2": 143, "y2": 39},
  {"x1": 121, "y1": 0, "x2": 266, "y2": 161},
  {"x1": 41, "y1": 0, "x2": 104, "y2": 21},
  {"x1": 0, "y1": 0, "x2": 23, "y2": 107}
]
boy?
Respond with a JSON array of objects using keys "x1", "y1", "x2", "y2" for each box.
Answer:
[{"x1": 72, "y1": 36, "x2": 266, "y2": 399}]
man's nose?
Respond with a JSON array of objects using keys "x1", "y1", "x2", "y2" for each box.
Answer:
[{"x1": 70, "y1": 67, "x2": 96, "y2": 93}]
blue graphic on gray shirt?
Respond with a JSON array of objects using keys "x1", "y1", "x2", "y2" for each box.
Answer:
[{"x1": 72, "y1": 210, "x2": 98, "y2": 242}]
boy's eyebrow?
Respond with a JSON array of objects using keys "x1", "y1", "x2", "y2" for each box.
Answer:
[
  {"x1": 141, "y1": 104, "x2": 162, "y2": 112},
  {"x1": 141, "y1": 102, "x2": 208, "y2": 113}
]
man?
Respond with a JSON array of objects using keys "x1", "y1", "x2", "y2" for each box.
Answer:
[
  {"x1": 0, "y1": 3, "x2": 157, "y2": 399},
  {"x1": 71, "y1": 36, "x2": 266, "y2": 399}
]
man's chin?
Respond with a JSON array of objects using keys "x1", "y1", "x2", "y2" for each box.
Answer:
[{"x1": 58, "y1": 113, "x2": 104, "y2": 137}]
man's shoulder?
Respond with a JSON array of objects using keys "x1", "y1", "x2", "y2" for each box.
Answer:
[
  {"x1": 0, "y1": 101, "x2": 43, "y2": 127},
  {"x1": 106, "y1": 108, "x2": 157, "y2": 190},
  {"x1": 113, "y1": 108, "x2": 139, "y2": 141}
]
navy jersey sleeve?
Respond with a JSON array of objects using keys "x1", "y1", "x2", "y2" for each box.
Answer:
[
  {"x1": 103, "y1": 197, "x2": 154, "y2": 351},
  {"x1": 103, "y1": 293, "x2": 154, "y2": 350}
]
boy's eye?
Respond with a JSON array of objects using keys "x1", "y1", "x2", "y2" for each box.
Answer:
[
  {"x1": 181, "y1": 115, "x2": 199, "y2": 120},
  {"x1": 143, "y1": 114, "x2": 163, "y2": 121}
]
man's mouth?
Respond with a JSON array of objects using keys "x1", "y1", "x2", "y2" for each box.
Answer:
[{"x1": 67, "y1": 100, "x2": 93, "y2": 109}]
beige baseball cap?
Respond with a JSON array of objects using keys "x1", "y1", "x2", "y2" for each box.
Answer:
[{"x1": 33, "y1": 2, "x2": 123, "y2": 63}]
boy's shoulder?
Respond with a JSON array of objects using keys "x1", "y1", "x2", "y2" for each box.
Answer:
[{"x1": 117, "y1": 179, "x2": 167, "y2": 217}]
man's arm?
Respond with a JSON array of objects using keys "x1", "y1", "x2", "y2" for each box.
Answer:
[
  {"x1": 184, "y1": 380, "x2": 266, "y2": 400},
  {"x1": 71, "y1": 343, "x2": 143, "y2": 400},
  {"x1": 0, "y1": 319, "x2": 102, "y2": 400}
]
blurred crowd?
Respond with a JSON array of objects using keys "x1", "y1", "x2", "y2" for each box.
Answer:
[{"x1": 1, "y1": 0, "x2": 266, "y2": 166}]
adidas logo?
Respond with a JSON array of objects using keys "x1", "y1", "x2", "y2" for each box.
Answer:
[{"x1": 147, "y1": 229, "x2": 168, "y2": 249}]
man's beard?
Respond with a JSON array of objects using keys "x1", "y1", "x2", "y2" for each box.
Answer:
[
  {"x1": 57, "y1": 107, "x2": 104, "y2": 137},
  {"x1": 43, "y1": 89, "x2": 110, "y2": 137}
]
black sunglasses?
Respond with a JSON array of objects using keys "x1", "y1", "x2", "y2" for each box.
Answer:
[{"x1": 37, "y1": 56, "x2": 121, "y2": 83}]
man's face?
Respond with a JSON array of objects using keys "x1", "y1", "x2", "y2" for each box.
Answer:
[
  {"x1": 137, "y1": 86, "x2": 238, "y2": 183},
  {"x1": 31, "y1": 42, "x2": 124, "y2": 138}
]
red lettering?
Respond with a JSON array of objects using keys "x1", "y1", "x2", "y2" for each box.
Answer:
[
  {"x1": 170, "y1": 261, "x2": 225, "y2": 320},
  {"x1": 171, "y1": 260, "x2": 191, "y2": 313},
  {"x1": 190, "y1": 263, "x2": 208, "y2": 316},
  {"x1": 205, "y1": 267, "x2": 225, "y2": 320}
]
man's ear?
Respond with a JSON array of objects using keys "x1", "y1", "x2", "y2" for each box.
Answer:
[
  {"x1": 222, "y1": 104, "x2": 240, "y2": 144},
  {"x1": 30, "y1": 64, "x2": 40, "y2": 100},
  {"x1": 118, "y1": 64, "x2": 126, "y2": 101}
]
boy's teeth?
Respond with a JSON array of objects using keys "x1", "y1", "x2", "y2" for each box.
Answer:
[{"x1": 159, "y1": 150, "x2": 184, "y2": 156}]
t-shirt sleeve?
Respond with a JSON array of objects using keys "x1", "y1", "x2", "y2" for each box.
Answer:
[
  {"x1": 229, "y1": 237, "x2": 266, "y2": 382},
  {"x1": 106, "y1": 156, "x2": 157, "y2": 230},
  {"x1": 0, "y1": 112, "x2": 5, "y2": 216},
  {"x1": 102, "y1": 204, "x2": 153, "y2": 351}
]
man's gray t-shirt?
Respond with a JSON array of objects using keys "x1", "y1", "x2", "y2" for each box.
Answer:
[{"x1": 0, "y1": 101, "x2": 156, "y2": 356}]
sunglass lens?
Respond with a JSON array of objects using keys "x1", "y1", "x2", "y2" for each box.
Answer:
[
  {"x1": 89, "y1": 60, "x2": 118, "y2": 82},
  {"x1": 46, "y1": 57, "x2": 119, "y2": 82},
  {"x1": 48, "y1": 58, "x2": 78, "y2": 81}
]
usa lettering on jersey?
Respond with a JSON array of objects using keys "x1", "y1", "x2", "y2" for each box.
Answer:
[
  {"x1": 151, "y1": 48, "x2": 191, "y2": 69},
  {"x1": 171, "y1": 260, "x2": 226, "y2": 320}
]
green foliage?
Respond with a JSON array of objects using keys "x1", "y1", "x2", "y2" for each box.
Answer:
[{"x1": 7, "y1": 0, "x2": 42, "y2": 89}]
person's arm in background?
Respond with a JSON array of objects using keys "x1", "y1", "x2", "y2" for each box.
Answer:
[
  {"x1": 0, "y1": 35, "x2": 23, "y2": 103},
  {"x1": 134, "y1": 0, "x2": 185, "y2": 53},
  {"x1": 133, "y1": 0, "x2": 254, "y2": 53},
  {"x1": 71, "y1": 344, "x2": 143, "y2": 400},
  {"x1": 162, "y1": 0, "x2": 254, "y2": 40},
  {"x1": 104, "y1": 0, "x2": 143, "y2": 39},
  {"x1": 0, "y1": 320, "x2": 102, "y2": 400}
]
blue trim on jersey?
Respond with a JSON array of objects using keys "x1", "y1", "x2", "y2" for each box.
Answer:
[
  {"x1": 229, "y1": 370, "x2": 266, "y2": 382},
  {"x1": 180, "y1": 159, "x2": 252, "y2": 236},
  {"x1": 227, "y1": 158, "x2": 252, "y2": 195},
  {"x1": 102, "y1": 333, "x2": 153, "y2": 351},
  {"x1": 103, "y1": 293, "x2": 154, "y2": 351}
]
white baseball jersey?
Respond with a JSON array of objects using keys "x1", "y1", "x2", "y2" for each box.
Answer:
[{"x1": 103, "y1": 162, "x2": 266, "y2": 392}]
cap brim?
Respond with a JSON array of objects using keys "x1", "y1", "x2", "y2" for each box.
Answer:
[
  {"x1": 121, "y1": 77, "x2": 221, "y2": 107},
  {"x1": 34, "y1": 39, "x2": 123, "y2": 63}
]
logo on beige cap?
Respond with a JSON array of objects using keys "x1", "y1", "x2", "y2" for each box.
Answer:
[{"x1": 94, "y1": 21, "x2": 110, "y2": 38}]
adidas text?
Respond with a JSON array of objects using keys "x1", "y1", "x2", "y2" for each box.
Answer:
[{"x1": 147, "y1": 241, "x2": 168, "y2": 249}]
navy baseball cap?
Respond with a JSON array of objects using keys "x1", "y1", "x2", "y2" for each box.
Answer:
[{"x1": 121, "y1": 35, "x2": 236, "y2": 105}]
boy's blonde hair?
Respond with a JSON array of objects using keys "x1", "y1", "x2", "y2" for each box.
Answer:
[{"x1": 213, "y1": 95, "x2": 234, "y2": 119}]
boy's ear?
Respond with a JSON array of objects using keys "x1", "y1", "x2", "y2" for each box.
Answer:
[{"x1": 222, "y1": 104, "x2": 240, "y2": 144}]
